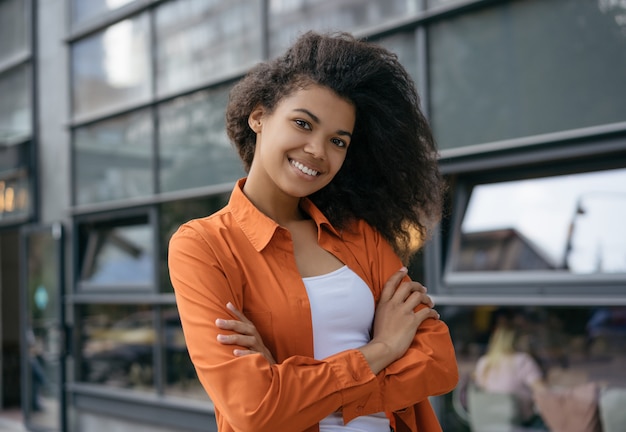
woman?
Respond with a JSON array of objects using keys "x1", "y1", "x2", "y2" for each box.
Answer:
[
  {"x1": 473, "y1": 325, "x2": 546, "y2": 426},
  {"x1": 168, "y1": 31, "x2": 458, "y2": 432}
]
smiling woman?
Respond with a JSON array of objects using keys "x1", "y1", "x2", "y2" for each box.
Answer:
[{"x1": 168, "y1": 31, "x2": 458, "y2": 432}]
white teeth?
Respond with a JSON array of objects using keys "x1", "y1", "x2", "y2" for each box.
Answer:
[{"x1": 291, "y1": 160, "x2": 319, "y2": 176}]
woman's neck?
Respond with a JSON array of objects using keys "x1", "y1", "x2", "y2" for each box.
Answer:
[{"x1": 242, "y1": 180, "x2": 305, "y2": 226}]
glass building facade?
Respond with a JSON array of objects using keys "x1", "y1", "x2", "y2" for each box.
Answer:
[{"x1": 0, "y1": 0, "x2": 625, "y2": 431}]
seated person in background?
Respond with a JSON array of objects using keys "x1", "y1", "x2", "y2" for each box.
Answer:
[{"x1": 474, "y1": 324, "x2": 547, "y2": 426}]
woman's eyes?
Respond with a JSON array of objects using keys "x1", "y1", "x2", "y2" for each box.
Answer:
[
  {"x1": 294, "y1": 119, "x2": 311, "y2": 130},
  {"x1": 294, "y1": 119, "x2": 347, "y2": 148},
  {"x1": 331, "y1": 138, "x2": 347, "y2": 148}
]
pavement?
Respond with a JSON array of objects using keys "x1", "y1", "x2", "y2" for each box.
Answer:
[{"x1": 0, "y1": 410, "x2": 27, "y2": 431}]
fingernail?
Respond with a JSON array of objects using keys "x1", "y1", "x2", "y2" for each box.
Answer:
[
  {"x1": 399, "y1": 266, "x2": 408, "y2": 273},
  {"x1": 226, "y1": 302, "x2": 235, "y2": 310},
  {"x1": 217, "y1": 334, "x2": 227, "y2": 341},
  {"x1": 215, "y1": 318, "x2": 225, "y2": 325}
]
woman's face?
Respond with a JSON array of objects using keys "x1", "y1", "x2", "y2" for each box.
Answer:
[{"x1": 247, "y1": 84, "x2": 355, "y2": 199}]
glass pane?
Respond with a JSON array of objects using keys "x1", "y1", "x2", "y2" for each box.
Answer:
[
  {"x1": 375, "y1": 31, "x2": 419, "y2": 84},
  {"x1": 71, "y1": 0, "x2": 136, "y2": 27},
  {"x1": 428, "y1": 0, "x2": 626, "y2": 150},
  {"x1": 71, "y1": 14, "x2": 151, "y2": 118},
  {"x1": 426, "y1": 0, "x2": 462, "y2": 8},
  {"x1": 162, "y1": 306, "x2": 210, "y2": 401},
  {"x1": 452, "y1": 168, "x2": 626, "y2": 274},
  {"x1": 74, "y1": 110, "x2": 153, "y2": 206},
  {"x1": 80, "y1": 219, "x2": 154, "y2": 287},
  {"x1": 24, "y1": 228, "x2": 62, "y2": 428},
  {"x1": 0, "y1": 0, "x2": 29, "y2": 62},
  {"x1": 0, "y1": 172, "x2": 31, "y2": 222},
  {"x1": 0, "y1": 141, "x2": 28, "y2": 173},
  {"x1": 79, "y1": 304, "x2": 155, "y2": 391},
  {"x1": 439, "y1": 305, "x2": 626, "y2": 432},
  {"x1": 268, "y1": 0, "x2": 422, "y2": 56},
  {"x1": 0, "y1": 64, "x2": 32, "y2": 144},
  {"x1": 158, "y1": 87, "x2": 244, "y2": 193},
  {"x1": 155, "y1": 0, "x2": 262, "y2": 95},
  {"x1": 159, "y1": 194, "x2": 230, "y2": 293}
]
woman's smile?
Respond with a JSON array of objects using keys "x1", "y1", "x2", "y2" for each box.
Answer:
[{"x1": 289, "y1": 158, "x2": 320, "y2": 178}]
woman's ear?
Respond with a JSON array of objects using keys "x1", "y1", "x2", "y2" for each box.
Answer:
[{"x1": 248, "y1": 107, "x2": 264, "y2": 133}]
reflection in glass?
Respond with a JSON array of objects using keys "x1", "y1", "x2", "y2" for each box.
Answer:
[
  {"x1": 74, "y1": 110, "x2": 153, "y2": 205},
  {"x1": 162, "y1": 307, "x2": 210, "y2": 401},
  {"x1": 0, "y1": 64, "x2": 32, "y2": 144},
  {"x1": 429, "y1": 0, "x2": 626, "y2": 150},
  {"x1": 155, "y1": 0, "x2": 262, "y2": 95},
  {"x1": 25, "y1": 229, "x2": 61, "y2": 428},
  {"x1": 158, "y1": 87, "x2": 244, "y2": 193},
  {"x1": 268, "y1": 0, "x2": 421, "y2": 56},
  {"x1": 71, "y1": 14, "x2": 151, "y2": 118},
  {"x1": 453, "y1": 168, "x2": 626, "y2": 274},
  {"x1": 70, "y1": 0, "x2": 136, "y2": 27},
  {"x1": 0, "y1": 172, "x2": 31, "y2": 221},
  {"x1": 0, "y1": 0, "x2": 29, "y2": 62},
  {"x1": 79, "y1": 305, "x2": 155, "y2": 390},
  {"x1": 159, "y1": 194, "x2": 230, "y2": 293},
  {"x1": 80, "y1": 220, "x2": 154, "y2": 287},
  {"x1": 440, "y1": 305, "x2": 626, "y2": 432}
]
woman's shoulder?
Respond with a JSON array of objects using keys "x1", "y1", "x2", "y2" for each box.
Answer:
[{"x1": 170, "y1": 207, "x2": 235, "y2": 246}]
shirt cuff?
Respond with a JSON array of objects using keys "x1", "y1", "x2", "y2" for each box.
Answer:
[{"x1": 326, "y1": 349, "x2": 383, "y2": 423}]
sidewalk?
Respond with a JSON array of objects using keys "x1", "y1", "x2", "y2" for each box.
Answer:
[{"x1": 0, "y1": 409, "x2": 27, "y2": 431}]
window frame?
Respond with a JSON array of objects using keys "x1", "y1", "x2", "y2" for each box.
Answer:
[
  {"x1": 432, "y1": 134, "x2": 626, "y2": 303},
  {"x1": 73, "y1": 207, "x2": 158, "y2": 294}
]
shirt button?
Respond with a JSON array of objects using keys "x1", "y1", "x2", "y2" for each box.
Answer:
[{"x1": 356, "y1": 405, "x2": 364, "y2": 413}]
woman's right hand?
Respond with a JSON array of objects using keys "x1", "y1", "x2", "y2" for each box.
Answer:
[{"x1": 359, "y1": 267, "x2": 439, "y2": 374}]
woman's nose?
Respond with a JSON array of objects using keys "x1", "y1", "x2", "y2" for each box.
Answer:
[{"x1": 303, "y1": 137, "x2": 326, "y2": 159}]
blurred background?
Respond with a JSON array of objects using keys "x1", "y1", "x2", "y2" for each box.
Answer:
[{"x1": 0, "y1": 0, "x2": 625, "y2": 431}]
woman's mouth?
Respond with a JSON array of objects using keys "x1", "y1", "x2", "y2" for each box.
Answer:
[{"x1": 290, "y1": 159, "x2": 319, "y2": 177}]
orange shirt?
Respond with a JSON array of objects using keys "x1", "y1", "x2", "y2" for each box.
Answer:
[{"x1": 168, "y1": 178, "x2": 458, "y2": 432}]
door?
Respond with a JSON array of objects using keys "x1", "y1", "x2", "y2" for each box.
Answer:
[{"x1": 20, "y1": 223, "x2": 65, "y2": 432}]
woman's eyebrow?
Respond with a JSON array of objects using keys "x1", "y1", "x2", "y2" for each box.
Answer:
[{"x1": 293, "y1": 108, "x2": 352, "y2": 138}]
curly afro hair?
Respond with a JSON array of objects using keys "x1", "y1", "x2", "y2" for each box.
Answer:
[{"x1": 226, "y1": 31, "x2": 444, "y2": 263}]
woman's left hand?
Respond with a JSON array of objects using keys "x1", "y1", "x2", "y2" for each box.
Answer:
[{"x1": 215, "y1": 302, "x2": 277, "y2": 365}]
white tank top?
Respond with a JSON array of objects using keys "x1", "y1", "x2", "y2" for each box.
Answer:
[{"x1": 302, "y1": 266, "x2": 389, "y2": 431}]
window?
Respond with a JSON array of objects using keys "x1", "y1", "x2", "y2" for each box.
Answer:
[
  {"x1": 0, "y1": 0, "x2": 29, "y2": 61},
  {"x1": 0, "y1": 64, "x2": 31, "y2": 144},
  {"x1": 428, "y1": 0, "x2": 626, "y2": 150},
  {"x1": 73, "y1": 110, "x2": 153, "y2": 206},
  {"x1": 70, "y1": 0, "x2": 137, "y2": 28},
  {"x1": 0, "y1": 171, "x2": 30, "y2": 221},
  {"x1": 444, "y1": 166, "x2": 626, "y2": 293},
  {"x1": 155, "y1": 0, "x2": 262, "y2": 96},
  {"x1": 439, "y1": 304, "x2": 626, "y2": 432},
  {"x1": 71, "y1": 14, "x2": 151, "y2": 119},
  {"x1": 78, "y1": 214, "x2": 154, "y2": 291},
  {"x1": 157, "y1": 87, "x2": 243, "y2": 194},
  {"x1": 268, "y1": 0, "x2": 422, "y2": 56},
  {"x1": 375, "y1": 31, "x2": 419, "y2": 83},
  {"x1": 79, "y1": 304, "x2": 155, "y2": 391}
]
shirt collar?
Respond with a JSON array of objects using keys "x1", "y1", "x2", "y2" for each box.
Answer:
[{"x1": 229, "y1": 178, "x2": 341, "y2": 252}]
